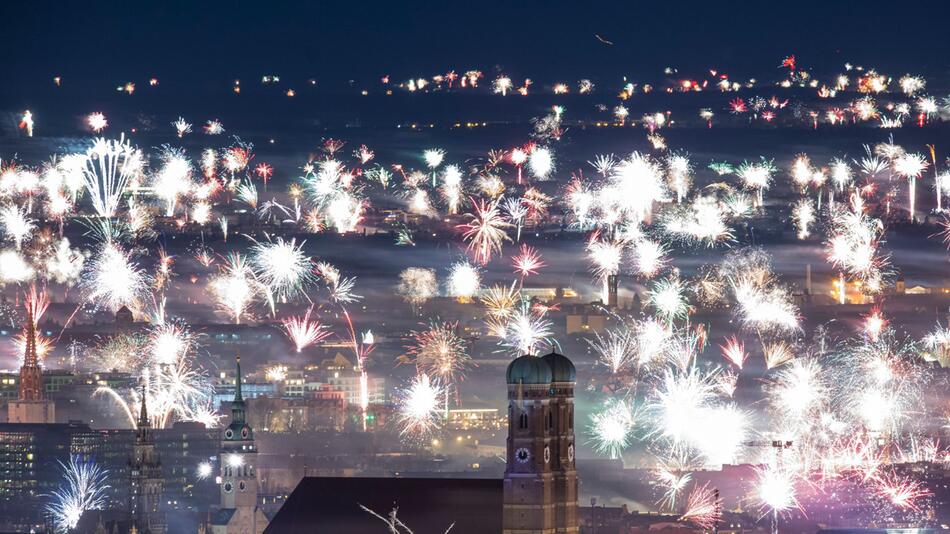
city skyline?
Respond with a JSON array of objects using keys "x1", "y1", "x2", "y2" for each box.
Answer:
[{"x1": 1, "y1": 1, "x2": 950, "y2": 533}]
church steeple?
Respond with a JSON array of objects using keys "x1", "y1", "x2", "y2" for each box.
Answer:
[
  {"x1": 138, "y1": 384, "x2": 150, "y2": 429},
  {"x1": 129, "y1": 383, "x2": 164, "y2": 533},
  {"x1": 8, "y1": 299, "x2": 55, "y2": 423},
  {"x1": 23, "y1": 307, "x2": 37, "y2": 368},
  {"x1": 223, "y1": 354, "x2": 252, "y2": 444},
  {"x1": 231, "y1": 355, "x2": 246, "y2": 426},
  {"x1": 216, "y1": 354, "x2": 268, "y2": 532},
  {"x1": 235, "y1": 356, "x2": 244, "y2": 403},
  {"x1": 18, "y1": 305, "x2": 44, "y2": 402},
  {"x1": 503, "y1": 350, "x2": 579, "y2": 533}
]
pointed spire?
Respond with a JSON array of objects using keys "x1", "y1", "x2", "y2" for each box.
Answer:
[
  {"x1": 138, "y1": 384, "x2": 150, "y2": 428},
  {"x1": 17, "y1": 303, "x2": 44, "y2": 402},
  {"x1": 23, "y1": 305, "x2": 37, "y2": 368},
  {"x1": 229, "y1": 353, "x2": 247, "y2": 429},
  {"x1": 234, "y1": 355, "x2": 243, "y2": 403}
]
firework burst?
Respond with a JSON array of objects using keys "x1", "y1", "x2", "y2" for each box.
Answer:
[
  {"x1": 45, "y1": 455, "x2": 110, "y2": 533},
  {"x1": 282, "y1": 308, "x2": 330, "y2": 352}
]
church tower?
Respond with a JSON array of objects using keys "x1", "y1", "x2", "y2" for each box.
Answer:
[
  {"x1": 541, "y1": 351, "x2": 579, "y2": 533},
  {"x1": 8, "y1": 307, "x2": 55, "y2": 423},
  {"x1": 128, "y1": 387, "x2": 165, "y2": 533},
  {"x1": 503, "y1": 350, "x2": 578, "y2": 533},
  {"x1": 211, "y1": 356, "x2": 268, "y2": 534}
]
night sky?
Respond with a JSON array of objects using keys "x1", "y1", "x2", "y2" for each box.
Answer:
[{"x1": 5, "y1": 0, "x2": 950, "y2": 85}]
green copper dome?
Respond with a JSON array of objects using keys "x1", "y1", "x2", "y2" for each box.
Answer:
[
  {"x1": 506, "y1": 355, "x2": 553, "y2": 385},
  {"x1": 542, "y1": 350, "x2": 576, "y2": 383}
]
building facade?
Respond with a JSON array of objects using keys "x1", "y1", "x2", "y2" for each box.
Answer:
[
  {"x1": 503, "y1": 350, "x2": 579, "y2": 534},
  {"x1": 128, "y1": 390, "x2": 165, "y2": 533},
  {"x1": 7, "y1": 311, "x2": 55, "y2": 424}
]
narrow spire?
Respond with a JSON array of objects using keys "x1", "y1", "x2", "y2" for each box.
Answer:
[
  {"x1": 229, "y1": 353, "x2": 247, "y2": 428},
  {"x1": 23, "y1": 306, "x2": 37, "y2": 368},
  {"x1": 17, "y1": 304, "x2": 44, "y2": 402},
  {"x1": 234, "y1": 355, "x2": 243, "y2": 403},
  {"x1": 138, "y1": 384, "x2": 149, "y2": 428}
]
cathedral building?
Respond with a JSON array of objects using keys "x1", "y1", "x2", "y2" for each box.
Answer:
[{"x1": 503, "y1": 350, "x2": 579, "y2": 533}]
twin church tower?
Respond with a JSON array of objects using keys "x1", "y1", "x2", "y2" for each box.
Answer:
[{"x1": 503, "y1": 350, "x2": 579, "y2": 533}]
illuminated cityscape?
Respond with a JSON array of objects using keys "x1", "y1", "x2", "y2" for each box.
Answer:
[{"x1": 0, "y1": 1, "x2": 950, "y2": 533}]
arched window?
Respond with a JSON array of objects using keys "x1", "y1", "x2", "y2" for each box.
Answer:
[
  {"x1": 519, "y1": 412, "x2": 528, "y2": 429},
  {"x1": 547, "y1": 411, "x2": 553, "y2": 430}
]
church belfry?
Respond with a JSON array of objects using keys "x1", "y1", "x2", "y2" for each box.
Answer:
[
  {"x1": 211, "y1": 356, "x2": 268, "y2": 534},
  {"x1": 503, "y1": 350, "x2": 579, "y2": 533},
  {"x1": 128, "y1": 386, "x2": 165, "y2": 534}
]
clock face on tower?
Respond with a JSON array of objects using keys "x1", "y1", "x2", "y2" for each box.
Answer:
[
  {"x1": 543, "y1": 446, "x2": 551, "y2": 463},
  {"x1": 568, "y1": 444, "x2": 575, "y2": 462},
  {"x1": 515, "y1": 447, "x2": 530, "y2": 463}
]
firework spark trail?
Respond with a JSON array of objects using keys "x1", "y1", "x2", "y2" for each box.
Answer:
[
  {"x1": 511, "y1": 244, "x2": 545, "y2": 279},
  {"x1": 281, "y1": 307, "x2": 330, "y2": 352},
  {"x1": 754, "y1": 464, "x2": 802, "y2": 533},
  {"x1": 397, "y1": 373, "x2": 445, "y2": 439},
  {"x1": 0, "y1": 204, "x2": 36, "y2": 250},
  {"x1": 80, "y1": 135, "x2": 143, "y2": 218},
  {"x1": 3, "y1": 59, "x2": 950, "y2": 527},
  {"x1": 679, "y1": 482, "x2": 721, "y2": 530},
  {"x1": 408, "y1": 321, "x2": 471, "y2": 414},
  {"x1": 874, "y1": 470, "x2": 932, "y2": 511},
  {"x1": 248, "y1": 236, "x2": 315, "y2": 307},
  {"x1": 498, "y1": 301, "x2": 553, "y2": 356},
  {"x1": 460, "y1": 197, "x2": 512, "y2": 265},
  {"x1": 44, "y1": 455, "x2": 110, "y2": 533},
  {"x1": 152, "y1": 149, "x2": 194, "y2": 216},
  {"x1": 827, "y1": 196, "x2": 889, "y2": 292},
  {"x1": 446, "y1": 261, "x2": 481, "y2": 301},
  {"x1": 480, "y1": 283, "x2": 520, "y2": 320},
  {"x1": 719, "y1": 336, "x2": 747, "y2": 369},
  {"x1": 589, "y1": 399, "x2": 638, "y2": 459},
  {"x1": 209, "y1": 252, "x2": 259, "y2": 324},
  {"x1": 396, "y1": 267, "x2": 437, "y2": 312},
  {"x1": 80, "y1": 240, "x2": 150, "y2": 312},
  {"x1": 648, "y1": 276, "x2": 691, "y2": 323},
  {"x1": 149, "y1": 322, "x2": 194, "y2": 365},
  {"x1": 588, "y1": 327, "x2": 637, "y2": 374},
  {"x1": 95, "y1": 349, "x2": 217, "y2": 429},
  {"x1": 340, "y1": 310, "x2": 374, "y2": 426}
]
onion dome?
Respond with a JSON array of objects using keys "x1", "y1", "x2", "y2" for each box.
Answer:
[
  {"x1": 506, "y1": 355, "x2": 553, "y2": 385},
  {"x1": 541, "y1": 350, "x2": 576, "y2": 383}
]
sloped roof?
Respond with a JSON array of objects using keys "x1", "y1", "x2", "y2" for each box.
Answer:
[
  {"x1": 211, "y1": 508, "x2": 237, "y2": 526},
  {"x1": 265, "y1": 477, "x2": 502, "y2": 534}
]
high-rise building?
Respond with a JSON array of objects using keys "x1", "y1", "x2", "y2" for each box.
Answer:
[
  {"x1": 211, "y1": 356, "x2": 269, "y2": 534},
  {"x1": 155, "y1": 421, "x2": 219, "y2": 512},
  {"x1": 128, "y1": 387, "x2": 165, "y2": 534},
  {"x1": 503, "y1": 350, "x2": 579, "y2": 533},
  {"x1": 0, "y1": 421, "x2": 103, "y2": 531},
  {"x1": 7, "y1": 309, "x2": 55, "y2": 424}
]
